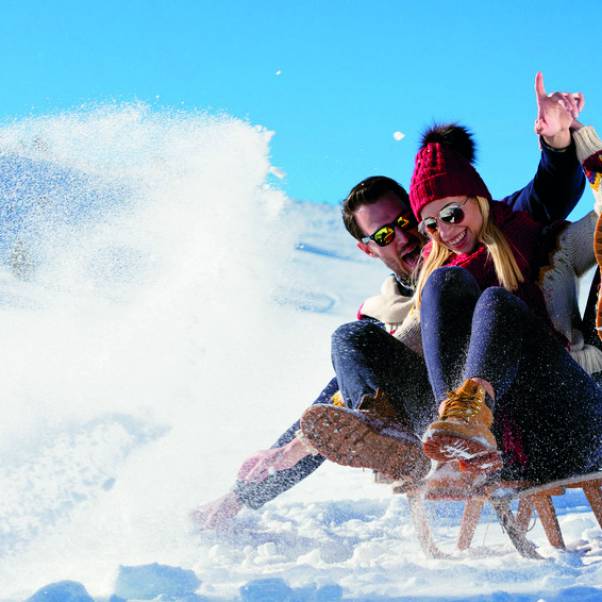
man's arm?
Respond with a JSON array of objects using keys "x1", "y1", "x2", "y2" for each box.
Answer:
[
  {"x1": 192, "y1": 377, "x2": 338, "y2": 529},
  {"x1": 500, "y1": 73, "x2": 585, "y2": 223}
]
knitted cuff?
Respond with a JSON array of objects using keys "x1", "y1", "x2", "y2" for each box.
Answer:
[{"x1": 573, "y1": 126, "x2": 602, "y2": 164}]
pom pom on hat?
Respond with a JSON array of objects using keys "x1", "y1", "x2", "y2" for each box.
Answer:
[
  {"x1": 420, "y1": 123, "x2": 477, "y2": 164},
  {"x1": 410, "y1": 122, "x2": 491, "y2": 219}
]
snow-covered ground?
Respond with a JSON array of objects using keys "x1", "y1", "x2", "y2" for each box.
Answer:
[{"x1": 1, "y1": 108, "x2": 602, "y2": 601}]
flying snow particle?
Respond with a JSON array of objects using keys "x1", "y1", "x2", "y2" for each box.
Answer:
[
  {"x1": 275, "y1": 69, "x2": 283, "y2": 76},
  {"x1": 269, "y1": 166, "x2": 286, "y2": 179},
  {"x1": 393, "y1": 131, "x2": 405, "y2": 141}
]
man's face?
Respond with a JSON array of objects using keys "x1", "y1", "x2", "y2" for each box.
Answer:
[{"x1": 354, "y1": 193, "x2": 423, "y2": 278}]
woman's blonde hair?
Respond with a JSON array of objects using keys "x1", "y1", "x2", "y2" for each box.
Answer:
[{"x1": 414, "y1": 196, "x2": 524, "y2": 310}]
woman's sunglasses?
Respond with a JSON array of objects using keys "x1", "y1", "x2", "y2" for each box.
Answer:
[
  {"x1": 361, "y1": 212, "x2": 414, "y2": 247},
  {"x1": 418, "y1": 199, "x2": 470, "y2": 236}
]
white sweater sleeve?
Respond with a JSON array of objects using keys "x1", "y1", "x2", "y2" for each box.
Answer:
[
  {"x1": 554, "y1": 211, "x2": 596, "y2": 277},
  {"x1": 573, "y1": 125, "x2": 602, "y2": 215}
]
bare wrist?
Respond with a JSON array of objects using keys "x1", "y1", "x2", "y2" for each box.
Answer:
[{"x1": 542, "y1": 129, "x2": 571, "y2": 150}]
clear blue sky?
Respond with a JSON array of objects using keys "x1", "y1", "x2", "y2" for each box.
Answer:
[{"x1": 0, "y1": 0, "x2": 599, "y2": 216}]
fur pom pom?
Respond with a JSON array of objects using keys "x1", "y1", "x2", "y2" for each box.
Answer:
[{"x1": 420, "y1": 123, "x2": 477, "y2": 164}]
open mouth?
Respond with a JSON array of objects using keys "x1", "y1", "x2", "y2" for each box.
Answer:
[
  {"x1": 401, "y1": 245, "x2": 420, "y2": 268},
  {"x1": 443, "y1": 229, "x2": 468, "y2": 251}
]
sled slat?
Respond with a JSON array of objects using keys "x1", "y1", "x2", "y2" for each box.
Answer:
[
  {"x1": 581, "y1": 483, "x2": 602, "y2": 529},
  {"x1": 529, "y1": 493, "x2": 565, "y2": 549},
  {"x1": 458, "y1": 497, "x2": 486, "y2": 550}
]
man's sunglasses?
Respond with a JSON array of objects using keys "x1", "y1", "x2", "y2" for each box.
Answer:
[
  {"x1": 418, "y1": 199, "x2": 469, "y2": 236},
  {"x1": 361, "y1": 212, "x2": 414, "y2": 247}
]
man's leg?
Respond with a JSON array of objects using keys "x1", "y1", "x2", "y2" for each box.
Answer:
[
  {"x1": 300, "y1": 320, "x2": 434, "y2": 481},
  {"x1": 331, "y1": 319, "x2": 433, "y2": 432}
]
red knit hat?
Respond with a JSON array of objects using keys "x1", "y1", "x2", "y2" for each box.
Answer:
[{"x1": 409, "y1": 124, "x2": 491, "y2": 220}]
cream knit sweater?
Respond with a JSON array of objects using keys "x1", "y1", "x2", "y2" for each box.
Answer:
[{"x1": 540, "y1": 126, "x2": 602, "y2": 374}]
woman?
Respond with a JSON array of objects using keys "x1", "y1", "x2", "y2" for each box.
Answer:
[{"x1": 409, "y1": 123, "x2": 602, "y2": 484}]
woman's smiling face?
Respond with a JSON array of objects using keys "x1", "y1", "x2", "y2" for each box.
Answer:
[{"x1": 419, "y1": 196, "x2": 483, "y2": 255}]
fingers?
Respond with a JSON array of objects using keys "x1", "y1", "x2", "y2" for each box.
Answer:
[
  {"x1": 559, "y1": 93, "x2": 580, "y2": 118},
  {"x1": 242, "y1": 453, "x2": 282, "y2": 482},
  {"x1": 237, "y1": 456, "x2": 261, "y2": 480},
  {"x1": 242, "y1": 464, "x2": 265, "y2": 482},
  {"x1": 242, "y1": 459, "x2": 269, "y2": 482},
  {"x1": 535, "y1": 71, "x2": 585, "y2": 122},
  {"x1": 191, "y1": 505, "x2": 219, "y2": 530},
  {"x1": 542, "y1": 89, "x2": 585, "y2": 119},
  {"x1": 534, "y1": 71, "x2": 545, "y2": 99},
  {"x1": 558, "y1": 94, "x2": 576, "y2": 118},
  {"x1": 559, "y1": 92, "x2": 584, "y2": 119}
]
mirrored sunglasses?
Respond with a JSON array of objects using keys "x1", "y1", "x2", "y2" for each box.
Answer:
[
  {"x1": 361, "y1": 212, "x2": 413, "y2": 247},
  {"x1": 418, "y1": 202, "x2": 467, "y2": 236}
]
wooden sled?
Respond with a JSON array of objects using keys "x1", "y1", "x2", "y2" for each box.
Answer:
[{"x1": 379, "y1": 470, "x2": 602, "y2": 559}]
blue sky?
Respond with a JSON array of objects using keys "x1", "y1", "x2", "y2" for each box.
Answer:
[{"x1": 0, "y1": 0, "x2": 599, "y2": 216}]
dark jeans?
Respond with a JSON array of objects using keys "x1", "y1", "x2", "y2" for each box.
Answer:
[
  {"x1": 421, "y1": 266, "x2": 602, "y2": 483},
  {"x1": 331, "y1": 320, "x2": 433, "y2": 432},
  {"x1": 235, "y1": 321, "x2": 434, "y2": 509}
]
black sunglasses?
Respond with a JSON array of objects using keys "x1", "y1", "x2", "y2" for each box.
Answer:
[
  {"x1": 361, "y1": 212, "x2": 414, "y2": 247},
  {"x1": 418, "y1": 199, "x2": 470, "y2": 236}
]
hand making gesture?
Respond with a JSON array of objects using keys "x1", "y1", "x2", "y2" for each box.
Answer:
[{"x1": 534, "y1": 71, "x2": 584, "y2": 148}]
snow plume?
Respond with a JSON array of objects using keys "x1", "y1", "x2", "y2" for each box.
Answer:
[
  {"x1": 4, "y1": 105, "x2": 599, "y2": 602},
  {"x1": 0, "y1": 105, "x2": 333, "y2": 597}
]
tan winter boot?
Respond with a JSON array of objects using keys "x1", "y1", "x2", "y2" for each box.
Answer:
[
  {"x1": 300, "y1": 388, "x2": 430, "y2": 482},
  {"x1": 421, "y1": 379, "x2": 501, "y2": 474},
  {"x1": 422, "y1": 461, "x2": 488, "y2": 500}
]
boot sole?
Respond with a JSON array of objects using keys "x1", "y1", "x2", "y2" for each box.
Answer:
[
  {"x1": 422, "y1": 461, "x2": 490, "y2": 500},
  {"x1": 300, "y1": 404, "x2": 430, "y2": 481},
  {"x1": 422, "y1": 432, "x2": 501, "y2": 474},
  {"x1": 594, "y1": 213, "x2": 602, "y2": 341}
]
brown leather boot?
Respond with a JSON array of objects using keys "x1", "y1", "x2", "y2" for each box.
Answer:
[
  {"x1": 300, "y1": 389, "x2": 430, "y2": 482},
  {"x1": 358, "y1": 388, "x2": 409, "y2": 425},
  {"x1": 421, "y1": 379, "x2": 502, "y2": 474}
]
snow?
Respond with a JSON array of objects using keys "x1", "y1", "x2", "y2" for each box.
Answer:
[{"x1": 1, "y1": 106, "x2": 601, "y2": 601}]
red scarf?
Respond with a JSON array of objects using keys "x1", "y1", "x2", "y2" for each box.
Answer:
[{"x1": 422, "y1": 202, "x2": 549, "y2": 318}]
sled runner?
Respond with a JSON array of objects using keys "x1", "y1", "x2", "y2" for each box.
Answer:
[
  {"x1": 302, "y1": 402, "x2": 602, "y2": 558},
  {"x1": 383, "y1": 470, "x2": 602, "y2": 559}
]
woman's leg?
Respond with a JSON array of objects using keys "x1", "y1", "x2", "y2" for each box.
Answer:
[
  {"x1": 464, "y1": 287, "x2": 602, "y2": 482},
  {"x1": 417, "y1": 267, "x2": 501, "y2": 468},
  {"x1": 420, "y1": 266, "x2": 482, "y2": 402}
]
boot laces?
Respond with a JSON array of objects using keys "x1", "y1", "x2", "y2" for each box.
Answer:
[
  {"x1": 440, "y1": 386, "x2": 484, "y2": 422},
  {"x1": 360, "y1": 389, "x2": 395, "y2": 419}
]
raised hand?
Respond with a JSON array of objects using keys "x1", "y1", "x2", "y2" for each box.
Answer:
[{"x1": 534, "y1": 72, "x2": 584, "y2": 148}]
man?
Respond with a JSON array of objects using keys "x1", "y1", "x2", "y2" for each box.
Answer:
[{"x1": 194, "y1": 73, "x2": 586, "y2": 529}]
